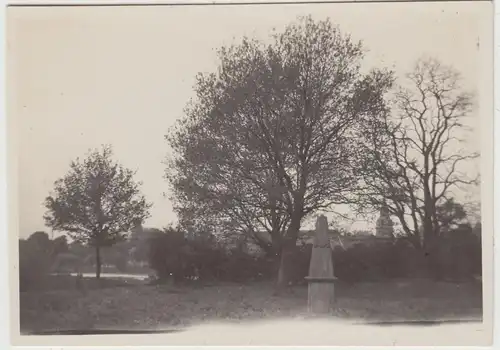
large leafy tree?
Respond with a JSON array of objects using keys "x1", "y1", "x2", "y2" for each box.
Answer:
[
  {"x1": 356, "y1": 58, "x2": 479, "y2": 274},
  {"x1": 166, "y1": 16, "x2": 393, "y2": 286},
  {"x1": 44, "y1": 145, "x2": 152, "y2": 278}
]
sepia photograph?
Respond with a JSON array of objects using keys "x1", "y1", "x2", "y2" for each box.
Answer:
[{"x1": 6, "y1": 1, "x2": 494, "y2": 346}]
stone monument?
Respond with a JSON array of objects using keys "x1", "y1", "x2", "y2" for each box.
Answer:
[
  {"x1": 375, "y1": 203, "x2": 394, "y2": 238},
  {"x1": 305, "y1": 215, "x2": 336, "y2": 314}
]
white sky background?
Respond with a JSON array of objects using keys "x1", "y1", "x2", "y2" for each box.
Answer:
[{"x1": 8, "y1": 2, "x2": 486, "y2": 238}]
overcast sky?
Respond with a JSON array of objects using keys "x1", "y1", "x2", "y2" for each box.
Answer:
[{"x1": 8, "y1": 2, "x2": 489, "y2": 238}]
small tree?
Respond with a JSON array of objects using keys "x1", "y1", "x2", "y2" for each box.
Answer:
[{"x1": 44, "y1": 145, "x2": 152, "y2": 278}]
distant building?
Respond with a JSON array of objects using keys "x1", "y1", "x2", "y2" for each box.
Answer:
[{"x1": 246, "y1": 226, "x2": 392, "y2": 254}]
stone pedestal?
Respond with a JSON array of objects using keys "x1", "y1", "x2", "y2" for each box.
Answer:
[{"x1": 305, "y1": 215, "x2": 336, "y2": 314}]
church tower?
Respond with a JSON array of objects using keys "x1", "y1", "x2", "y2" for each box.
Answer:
[{"x1": 375, "y1": 203, "x2": 394, "y2": 238}]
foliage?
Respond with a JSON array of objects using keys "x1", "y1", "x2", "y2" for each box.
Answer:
[
  {"x1": 166, "y1": 16, "x2": 394, "y2": 285},
  {"x1": 27, "y1": 231, "x2": 51, "y2": 248},
  {"x1": 148, "y1": 228, "x2": 276, "y2": 283},
  {"x1": 19, "y1": 232, "x2": 71, "y2": 291},
  {"x1": 331, "y1": 232, "x2": 481, "y2": 282},
  {"x1": 52, "y1": 235, "x2": 69, "y2": 255},
  {"x1": 147, "y1": 222, "x2": 481, "y2": 285},
  {"x1": 128, "y1": 227, "x2": 164, "y2": 263},
  {"x1": 436, "y1": 198, "x2": 468, "y2": 232},
  {"x1": 147, "y1": 228, "x2": 192, "y2": 282},
  {"x1": 19, "y1": 242, "x2": 51, "y2": 292},
  {"x1": 332, "y1": 241, "x2": 421, "y2": 282},
  {"x1": 43, "y1": 145, "x2": 151, "y2": 278},
  {"x1": 437, "y1": 223, "x2": 482, "y2": 279}
]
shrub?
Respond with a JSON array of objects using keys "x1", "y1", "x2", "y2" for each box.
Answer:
[
  {"x1": 330, "y1": 231, "x2": 481, "y2": 282},
  {"x1": 332, "y1": 239, "x2": 429, "y2": 282},
  {"x1": 19, "y1": 239, "x2": 54, "y2": 292},
  {"x1": 52, "y1": 236, "x2": 69, "y2": 255},
  {"x1": 148, "y1": 227, "x2": 482, "y2": 284},
  {"x1": 287, "y1": 243, "x2": 311, "y2": 284},
  {"x1": 213, "y1": 248, "x2": 277, "y2": 282},
  {"x1": 148, "y1": 230, "x2": 188, "y2": 282},
  {"x1": 114, "y1": 254, "x2": 129, "y2": 272},
  {"x1": 148, "y1": 230, "x2": 276, "y2": 284},
  {"x1": 438, "y1": 225, "x2": 482, "y2": 280}
]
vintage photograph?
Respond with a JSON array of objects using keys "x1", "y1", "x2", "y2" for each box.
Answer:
[{"x1": 7, "y1": 1, "x2": 493, "y2": 346}]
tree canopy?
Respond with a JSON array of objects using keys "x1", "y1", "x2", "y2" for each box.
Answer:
[
  {"x1": 165, "y1": 16, "x2": 394, "y2": 285},
  {"x1": 44, "y1": 145, "x2": 152, "y2": 278}
]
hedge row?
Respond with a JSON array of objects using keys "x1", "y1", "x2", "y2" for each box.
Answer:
[{"x1": 148, "y1": 228, "x2": 482, "y2": 284}]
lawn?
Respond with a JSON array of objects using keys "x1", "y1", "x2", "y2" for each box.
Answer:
[{"x1": 19, "y1": 277, "x2": 483, "y2": 334}]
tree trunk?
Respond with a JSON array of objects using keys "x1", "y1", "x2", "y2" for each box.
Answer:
[
  {"x1": 426, "y1": 234, "x2": 442, "y2": 280},
  {"x1": 277, "y1": 216, "x2": 301, "y2": 288},
  {"x1": 270, "y1": 229, "x2": 282, "y2": 258},
  {"x1": 421, "y1": 182, "x2": 443, "y2": 279},
  {"x1": 277, "y1": 240, "x2": 294, "y2": 288},
  {"x1": 422, "y1": 213, "x2": 442, "y2": 279},
  {"x1": 95, "y1": 245, "x2": 102, "y2": 279}
]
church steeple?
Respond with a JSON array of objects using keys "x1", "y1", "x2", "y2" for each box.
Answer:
[
  {"x1": 375, "y1": 203, "x2": 394, "y2": 238},
  {"x1": 380, "y1": 202, "x2": 389, "y2": 216}
]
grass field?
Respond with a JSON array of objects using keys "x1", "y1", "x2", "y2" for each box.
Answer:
[{"x1": 19, "y1": 277, "x2": 483, "y2": 334}]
